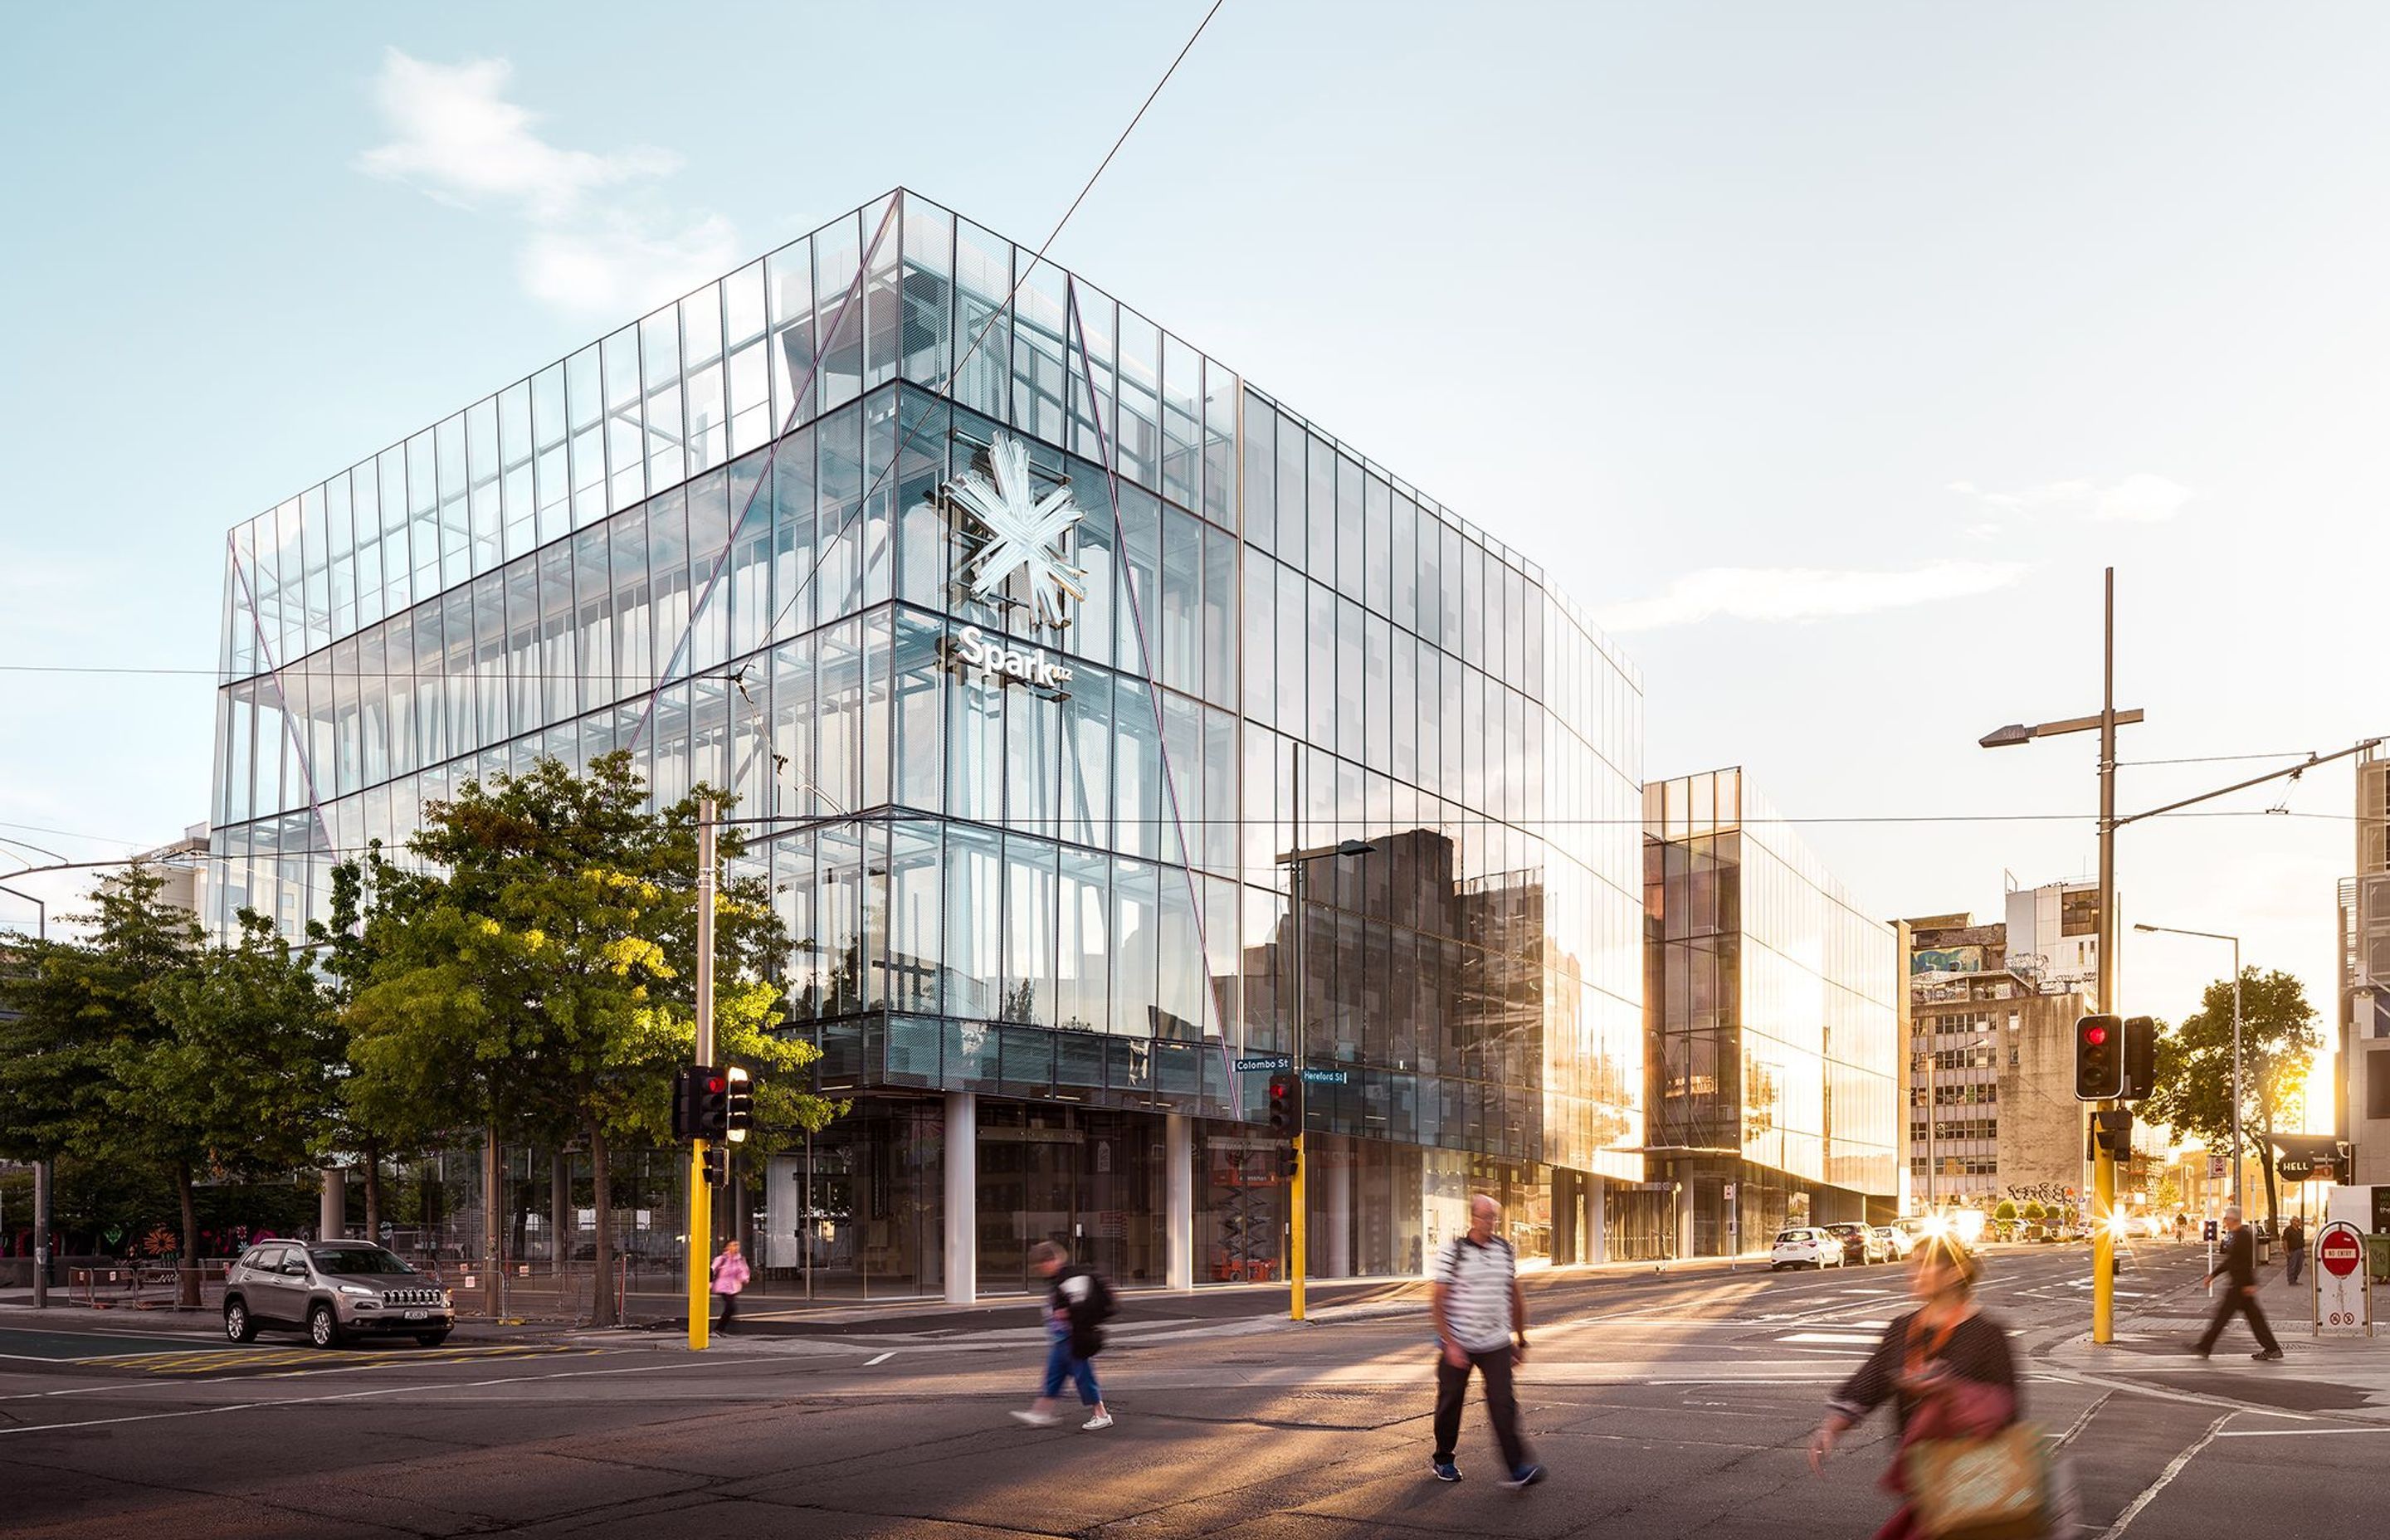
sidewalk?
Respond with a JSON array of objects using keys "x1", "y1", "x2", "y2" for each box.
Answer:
[{"x1": 2036, "y1": 1245, "x2": 2390, "y2": 1420}]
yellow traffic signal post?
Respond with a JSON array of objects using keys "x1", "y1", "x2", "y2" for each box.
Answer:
[
  {"x1": 1290, "y1": 1129, "x2": 1307, "y2": 1322},
  {"x1": 687, "y1": 797, "x2": 719, "y2": 1353},
  {"x1": 686, "y1": 1137, "x2": 712, "y2": 1352}
]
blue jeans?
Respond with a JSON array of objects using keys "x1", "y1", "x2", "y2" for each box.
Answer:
[{"x1": 1042, "y1": 1331, "x2": 1101, "y2": 1406}]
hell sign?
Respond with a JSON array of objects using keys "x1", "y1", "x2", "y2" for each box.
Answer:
[{"x1": 2313, "y1": 1220, "x2": 2373, "y2": 1337}]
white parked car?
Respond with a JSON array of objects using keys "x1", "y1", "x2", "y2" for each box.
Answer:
[
  {"x1": 1771, "y1": 1227, "x2": 1843, "y2": 1270},
  {"x1": 1875, "y1": 1225, "x2": 1914, "y2": 1261}
]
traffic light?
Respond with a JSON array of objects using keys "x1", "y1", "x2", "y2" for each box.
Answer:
[
  {"x1": 724, "y1": 1066, "x2": 754, "y2": 1143},
  {"x1": 1267, "y1": 1073, "x2": 1299, "y2": 1178},
  {"x1": 2092, "y1": 1109, "x2": 2135, "y2": 1157},
  {"x1": 2119, "y1": 1016, "x2": 2157, "y2": 1102},
  {"x1": 694, "y1": 1065, "x2": 729, "y2": 1140},
  {"x1": 701, "y1": 1146, "x2": 729, "y2": 1186},
  {"x1": 1266, "y1": 1073, "x2": 1295, "y2": 1138},
  {"x1": 670, "y1": 1066, "x2": 697, "y2": 1141},
  {"x1": 2075, "y1": 1015, "x2": 2123, "y2": 1101}
]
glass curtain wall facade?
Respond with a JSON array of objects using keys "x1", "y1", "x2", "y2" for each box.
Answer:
[
  {"x1": 1644, "y1": 768, "x2": 1900, "y2": 1256},
  {"x1": 209, "y1": 189, "x2": 1653, "y2": 1292}
]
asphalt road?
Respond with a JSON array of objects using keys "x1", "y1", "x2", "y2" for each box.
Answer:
[{"x1": 2, "y1": 1242, "x2": 2381, "y2": 1538}]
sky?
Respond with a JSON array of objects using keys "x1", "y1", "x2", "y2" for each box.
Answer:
[{"x1": 1, "y1": 2, "x2": 2383, "y2": 1095}]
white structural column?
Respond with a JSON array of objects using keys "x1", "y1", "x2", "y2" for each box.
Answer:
[
  {"x1": 1164, "y1": 1114, "x2": 1193, "y2": 1291},
  {"x1": 1588, "y1": 1176, "x2": 1608, "y2": 1265},
  {"x1": 944, "y1": 1091, "x2": 977, "y2": 1305},
  {"x1": 319, "y1": 1166, "x2": 344, "y2": 1241},
  {"x1": 1324, "y1": 1141, "x2": 1352, "y2": 1278}
]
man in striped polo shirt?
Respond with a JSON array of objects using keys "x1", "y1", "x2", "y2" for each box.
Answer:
[{"x1": 1429, "y1": 1193, "x2": 1544, "y2": 1488}]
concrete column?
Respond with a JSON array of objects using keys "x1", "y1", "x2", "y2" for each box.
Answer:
[
  {"x1": 1164, "y1": 1113, "x2": 1193, "y2": 1291},
  {"x1": 944, "y1": 1091, "x2": 977, "y2": 1305},
  {"x1": 1324, "y1": 1141, "x2": 1352, "y2": 1278},
  {"x1": 319, "y1": 1166, "x2": 345, "y2": 1241},
  {"x1": 1588, "y1": 1176, "x2": 1608, "y2": 1265}
]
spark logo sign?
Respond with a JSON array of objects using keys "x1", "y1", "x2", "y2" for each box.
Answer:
[{"x1": 943, "y1": 433, "x2": 1088, "y2": 630}]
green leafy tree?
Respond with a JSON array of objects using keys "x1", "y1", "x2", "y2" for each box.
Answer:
[
  {"x1": 1993, "y1": 1198, "x2": 2019, "y2": 1238},
  {"x1": 130, "y1": 912, "x2": 339, "y2": 1300},
  {"x1": 2143, "y1": 968, "x2": 2320, "y2": 1234},
  {"x1": 0, "y1": 867, "x2": 199, "y2": 1171},
  {"x1": 331, "y1": 752, "x2": 837, "y2": 1324}
]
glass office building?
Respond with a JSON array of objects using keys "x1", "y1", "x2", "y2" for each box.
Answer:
[
  {"x1": 1644, "y1": 768, "x2": 1900, "y2": 1255},
  {"x1": 208, "y1": 189, "x2": 1656, "y2": 1299}
]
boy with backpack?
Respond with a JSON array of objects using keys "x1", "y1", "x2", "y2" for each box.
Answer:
[{"x1": 1011, "y1": 1240, "x2": 1117, "y2": 1430}]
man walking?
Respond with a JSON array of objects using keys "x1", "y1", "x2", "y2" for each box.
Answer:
[
  {"x1": 2194, "y1": 1206, "x2": 2282, "y2": 1362},
  {"x1": 710, "y1": 1238, "x2": 749, "y2": 1333},
  {"x1": 2282, "y1": 1215, "x2": 2306, "y2": 1289},
  {"x1": 1429, "y1": 1194, "x2": 1544, "y2": 1488},
  {"x1": 1011, "y1": 1241, "x2": 1115, "y2": 1430}
]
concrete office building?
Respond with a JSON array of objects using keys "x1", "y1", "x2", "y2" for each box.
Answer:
[
  {"x1": 2341, "y1": 749, "x2": 2390, "y2": 1185},
  {"x1": 1904, "y1": 911, "x2": 2089, "y2": 1212}
]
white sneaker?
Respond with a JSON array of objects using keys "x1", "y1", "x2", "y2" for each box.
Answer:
[
  {"x1": 1083, "y1": 1411, "x2": 1114, "y2": 1430},
  {"x1": 1010, "y1": 1410, "x2": 1060, "y2": 1427}
]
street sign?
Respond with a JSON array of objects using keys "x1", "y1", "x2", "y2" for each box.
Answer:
[
  {"x1": 1236, "y1": 1055, "x2": 1293, "y2": 1072},
  {"x1": 2314, "y1": 1221, "x2": 2373, "y2": 1337},
  {"x1": 1301, "y1": 1068, "x2": 1349, "y2": 1085},
  {"x1": 1722, "y1": 1182, "x2": 1737, "y2": 1202},
  {"x1": 2207, "y1": 1155, "x2": 2228, "y2": 1181}
]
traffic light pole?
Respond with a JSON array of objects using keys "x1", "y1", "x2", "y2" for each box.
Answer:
[
  {"x1": 2093, "y1": 570, "x2": 2119, "y2": 1345},
  {"x1": 687, "y1": 797, "x2": 718, "y2": 1352},
  {"x1": 1290, "y1": 834, "x2": 1308, "y2": 1324}
]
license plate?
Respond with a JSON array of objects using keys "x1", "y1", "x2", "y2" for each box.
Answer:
[{"x1": 404, "y1": 1310, "x2": 427, "y2": 1321}]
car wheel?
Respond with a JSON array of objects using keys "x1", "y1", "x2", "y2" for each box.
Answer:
[
  {"x1": 224, "y1": 1299, "x2": 256, "y2": 1343},
  {"x1": 308, "y1": 1303, "x2": 343, "y2": 1350},
  {"x1": 414, "y1": 1332, "x2": 449, "y2": 1348}
]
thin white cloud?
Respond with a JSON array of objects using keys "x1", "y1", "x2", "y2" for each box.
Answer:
[
  {"x1": 1945, "y1": 474, "x2": 2192, "y2": 529},
  {"x1": 1597, "y1": 560, "x2": 2026, "y2": 633},
  {"x1": 520, "y1": 214, "x2": 742, "y2": 319},
  {"x1": 357, "y1": 48, "x2": 734, "y2": 318}
]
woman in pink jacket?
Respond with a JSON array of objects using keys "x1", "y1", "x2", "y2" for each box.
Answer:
[{"x1": 710, "y1": 1240, "x2": 750, "y2": 1333}]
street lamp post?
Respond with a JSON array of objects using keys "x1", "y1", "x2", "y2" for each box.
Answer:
[
  {"x1": 1978, "y1": 567, "x2": 2141, "y2": 1343},
  {"x1": 2134, "y1": 923, "x2": 2243, "y2": 1211},
  {"x1": 1, "y1": 883, "x2": 51, "y2": 1311},
  {"x1": 1274, "y1": 743, "x2": 1372, "y2": 1322}
]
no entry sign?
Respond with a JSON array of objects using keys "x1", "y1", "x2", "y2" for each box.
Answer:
[{"x1": 2313, "y1": 1220, "x2": 2373, "y2": 1337}]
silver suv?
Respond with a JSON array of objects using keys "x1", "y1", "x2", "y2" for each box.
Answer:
[{"x1": 223, "y1": 1240, "x2": 454, "y2": 1349}]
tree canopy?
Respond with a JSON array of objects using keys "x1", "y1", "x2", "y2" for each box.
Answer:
[{"x1": 2141, "y1": 967, "x2": 2319, "y2": 1231}]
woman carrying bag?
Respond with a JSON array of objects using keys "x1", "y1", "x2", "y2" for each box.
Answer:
[{"x1": 1808, "y1": 1234, "x2": 2071, "y2": 1540}]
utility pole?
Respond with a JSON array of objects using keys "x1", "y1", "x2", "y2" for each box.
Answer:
[
  {"x1": 686, "y1": 797, "x2": 718, "y2": 1352},
  {"x1": 2092, "y1": 566, "x2": 2119, "y2": 1347}
]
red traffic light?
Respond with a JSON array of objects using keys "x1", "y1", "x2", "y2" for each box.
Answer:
[
  {"x1": 1269, "y1": 1080, "x2": 1290, "y2": 1100},
  {"x1": 2084, "y1": 1025, "x2": 2107, "y2": 1046},
  {"x1": 704, "y1": 1075, "x2": 728, "y2": 1094}
]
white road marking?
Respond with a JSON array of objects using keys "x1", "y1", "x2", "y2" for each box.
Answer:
[
  {"x1": 2097, "y1": 1413, "x2": 2232, "y2": 1538},
  {"x1": 1777, "y1": 1333, "x2": 1881, "y2": 1345},
  {"x1": 864, "y1": 1352, "x2": 894, "y2": 1366},
  {"x1": 2217, "y1": 1425, "x2": 2390, "y2": 1437}
]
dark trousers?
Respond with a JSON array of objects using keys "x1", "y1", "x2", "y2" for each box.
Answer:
[
  {"x1": 1432, "y1": 1348, "x2": 1530, "y2": 1471},
  {"x1": 2196, "y1": 1285, "x2": 2280, "y2": 1355},
  {"x1": 715, "y1": 1291, "x2": 739, "y2": 1331},
  {"x1": 2285, "y1": 1249, "x2": 2305, "y2": 1286}
]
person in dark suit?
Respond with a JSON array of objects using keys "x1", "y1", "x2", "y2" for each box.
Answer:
[
  {"x1": 2281, "y1": 1216, "x2": 2306, "y2": 1287},
  {"x1": 2195, "y1": 1206, "x2": 2282, "y2": 1361}
]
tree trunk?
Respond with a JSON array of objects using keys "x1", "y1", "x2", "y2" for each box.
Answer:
[
  {"x1": 551, "y1": 1151, "x2": 573, "y2": 1277},
  {"x1": 588, "y1": 1122, "x2": 616, "y2": 1328},
  {"x1": 176, "y1": 1163, "x2": 202, "y2": 1309},
  {"x1": 362, "y1": 1143, "x2": 383, "y2": 1243}
]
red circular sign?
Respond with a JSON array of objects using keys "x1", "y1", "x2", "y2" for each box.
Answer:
[{"x1": 2319, "y1": 1228, "x2": 2363, "y2": 1279}]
